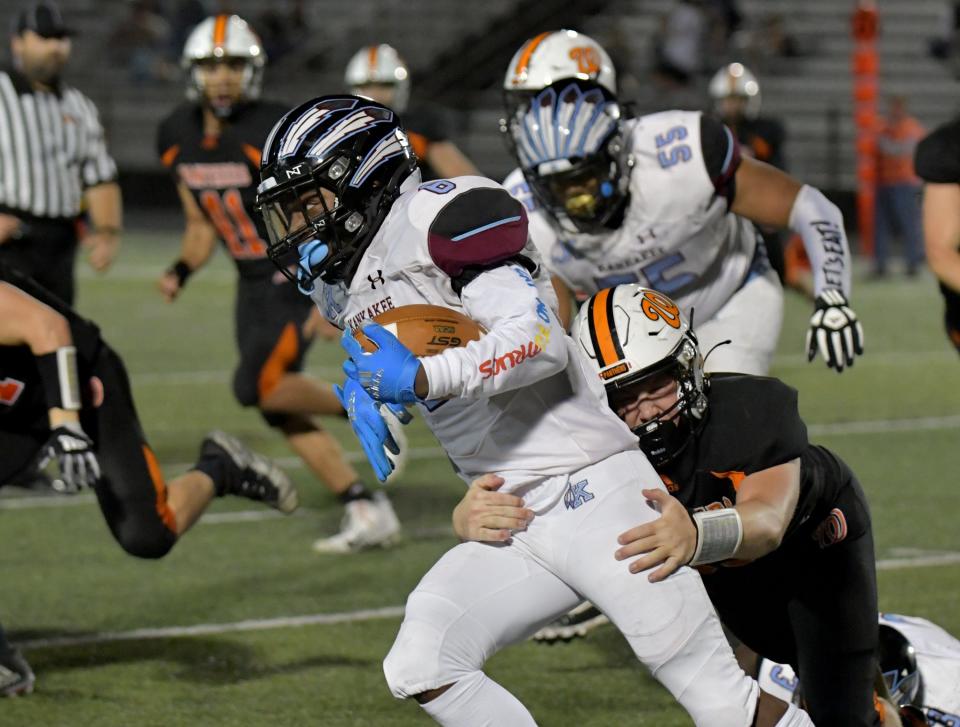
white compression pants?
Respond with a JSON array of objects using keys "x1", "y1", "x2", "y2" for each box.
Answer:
[
  {"x1": 696, "y1": 267, "x2": 784, "y2": 376},
  {"x1": 383, "y1": 450, "x2": 761, "y2": 726}
]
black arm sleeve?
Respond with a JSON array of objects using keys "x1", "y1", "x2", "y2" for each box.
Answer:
[
  {"x1": 700, "y1": 114, "x2": 741, "y2": 207},
  {"x1": 915, "y1": 119, "x2": 960, "y2": 183}
]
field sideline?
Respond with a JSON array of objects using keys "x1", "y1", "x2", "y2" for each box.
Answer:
[{"x1": 1, "y1": 233, "x2": 958, "y2": 726}]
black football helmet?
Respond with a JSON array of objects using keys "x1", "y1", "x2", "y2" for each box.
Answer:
[
  {"x1": 879, "y1": 623, "x2": 925, "y2": 708},
  {"x1": 255, "y1": 95, "x2": 418, "y2": 287}
]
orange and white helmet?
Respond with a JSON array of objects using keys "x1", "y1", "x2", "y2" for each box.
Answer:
[
  {"x1": 708, "y1": 62, "x2": 761, "y2": 119},
  {"x1": 504, "y1": 30, "x2": 617, "y2": 98},
  {"x1": 345, "y1": 44, "x2": 411, "y2": 113},
  {"x1": 572, "y1": 285, "x2": 708, "y2": 465},
  {"x1": 181, "y1": 15, "x2": 265, "y2": 105}
]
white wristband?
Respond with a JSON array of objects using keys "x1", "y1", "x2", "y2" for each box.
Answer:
[{"x1": 689, "y1": 508, "x2": 743, "y2": 566}]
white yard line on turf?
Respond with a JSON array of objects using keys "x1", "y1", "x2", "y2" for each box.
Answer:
[{"x1": 16, "y1": 549, "x2": 960, "y2": 651}]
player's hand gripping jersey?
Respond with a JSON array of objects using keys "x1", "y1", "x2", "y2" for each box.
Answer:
[
  {"x1": 505, "y1": 109, "x2": 767, "y2": 321},
  {"x1": 313, "y1": 175, "x2": 638, "y2": 495},
  {"x1": 157, "y1": 101, "x2": 290, "y2": 278}
]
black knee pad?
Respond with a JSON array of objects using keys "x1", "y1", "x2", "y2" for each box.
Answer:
[
  {"x1": 110, "y1": 517, "x2": 176, "y2": 560},
  {"x1": 232, "y1": 367, "x2": 260, "y2": 408}
]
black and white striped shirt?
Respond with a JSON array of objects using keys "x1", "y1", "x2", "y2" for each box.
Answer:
[{"x1": 0, "y1": 68, "x2": 116, "y2": 221}]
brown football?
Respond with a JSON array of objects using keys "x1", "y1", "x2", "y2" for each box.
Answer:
[{"x1": 353, "y1": 304, "x2": 485, "y2": 357}]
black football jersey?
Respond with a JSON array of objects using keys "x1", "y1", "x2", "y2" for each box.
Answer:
[
  {"x1": 0, "y1": 264, "x2": 103, "y2": 432},
  {"x1": 401, "y1": 104, "x2": 452, "y2": 182},
  {"x1": 659, "y1": 374, "x2": 847, "y2": 542},
  {"x1": 157, "y1": 101, "x2": 289, "y2": 278},
  {"x1": 733, "y1": 116, "x2": 786, "y2": 170},
  {"x1": 915, "y1": 118, "x2": 960, "y2": 184}
]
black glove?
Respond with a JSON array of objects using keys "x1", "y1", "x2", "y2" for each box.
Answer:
[
  {"x1": 40, "y1": 422, "x2": 101, "y2": 493},
  {"x1": 806, "y1": 290, "x2": 864, "y2": 373}
]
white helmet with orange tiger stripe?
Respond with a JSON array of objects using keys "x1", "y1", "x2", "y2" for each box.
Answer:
[
  {"x1": 572, "y1": 285, "x2": 708, "y2": 466},
  {"x1": 708, "y1": 62, "x2": 762, "y2": 119},
  {"x1": 345, "y1": 44, "x2": 410, "y2": 113},
  {"x1": 504, "y1": 30, "x2": 617, "y2": 99},
  {"x1": 182, "y1": 15, "x2": 265, "y2": 113}
]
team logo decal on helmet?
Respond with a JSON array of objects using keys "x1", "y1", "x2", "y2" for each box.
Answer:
[
  {"x1": 507, "y1": 79, "x2": 630, "y2": 234},
  {"x1": 572, "y1": 285, "x2": 708, "y2": 466},
  {"x1": 255, "y1": 95, "x2": 417, "y2": 288}
]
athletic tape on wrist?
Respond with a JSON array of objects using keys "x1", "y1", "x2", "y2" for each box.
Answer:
[
  {"x1": 689, "y1": 508, "x2": 743, "y2": 566},
  {"x1": 36, "y1": 346, "x2": 81, "y2": 411}
]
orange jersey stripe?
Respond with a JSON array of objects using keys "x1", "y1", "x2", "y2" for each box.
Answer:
[
  {"x1": 710, "y1": 470, "x2": 747, "y2": 490},
  {"x1": 590, "y1": 287, "x2": 620, "y2": 367},
  {"x1": 160, "y1": 144, "x2": 180, "y2": 168},
  {"x1": 258, "y1": 322, "x2": 300, "y2": 401},
  {"x1": 513, "y1": 32, "x2": 551, "y2": 81},
  {"x1": 241, "y1": 143, "x2": 261, "y2": 167},
  {"x1": 142, "y1": 445, "x2": 178, "y2": 534},
  {"x1": 408, "y1": 131, "x2": 429, "y2": 159},
  {"x1": 213, "y1": 14, "x2": 228, "y2": 48}
]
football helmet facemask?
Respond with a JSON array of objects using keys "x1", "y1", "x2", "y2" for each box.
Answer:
[
  {"x1": 507, "y1": 79, "x2": 631, "y2": 234},
  {"x1": 572, "y1": 285, "x2": 708, "y2": 466},
  {"x1": 255, "y1": 95, "x2": 418, "y2": 288},
  {"x1": 182, "y1": 14, "x2": 265, "y2": 118}
]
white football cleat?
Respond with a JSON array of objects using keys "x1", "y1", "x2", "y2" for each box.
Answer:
[{"x1": 312, "y1": 491, "x2": 401, "y2": 554}]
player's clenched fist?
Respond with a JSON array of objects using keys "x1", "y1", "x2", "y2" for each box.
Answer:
[{"x1": 453, "y1": 474, "x2": 534, "y2": 543}]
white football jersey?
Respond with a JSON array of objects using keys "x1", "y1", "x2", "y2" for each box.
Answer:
[
  {"x1": 312, "y1": 174, "x2": 638, "y2": 500},
  {"x1": 758, "y1": 614, "x2": 960, "y2": 722},
  {"x1": 504, "y1": 109, "x2": 763, "y2": 324}
]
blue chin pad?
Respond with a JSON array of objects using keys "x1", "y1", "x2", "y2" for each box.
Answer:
[
  {"x1": 599, "y1": 181, "x2": 614, "y2": 198},
  {"x1": 297, "y1": 239, "x2": 329, "y2": 295}
]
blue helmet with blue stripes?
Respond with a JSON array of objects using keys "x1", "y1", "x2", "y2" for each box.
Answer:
[
  {"x1": 507, "y1": 79, "x2": 630, "y2": 233},
  {"x1": 256, "y1": 95, "x2": 418, "y2": 286}
]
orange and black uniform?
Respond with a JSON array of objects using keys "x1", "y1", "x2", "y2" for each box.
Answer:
[
  {"x1": 0, "y1": 264, "x2": 177, "y2": 558},
  {"x1": 157, "y1": 101, "x2": 315, "y2": 425},
  {"x1": 661, "y1": 374, "x2": 879, "y2": 727},
  {"x1": 402, "y1": 105, "x2": 452, "y2": 181},
  {"x1": 914, "y1": 118, "x2": 960, "y2": 353}
]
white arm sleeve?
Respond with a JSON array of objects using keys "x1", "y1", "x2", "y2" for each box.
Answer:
[
  {"x1": 419, "y1": 263, "x2": 569, "y2": 399},
  {"x1": 787, "y1": 184, "x2": 851, "y2": 297}
]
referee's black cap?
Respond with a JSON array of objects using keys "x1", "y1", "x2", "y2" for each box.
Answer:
[{"x1": 12, "y1": 1, "x2": 75, "y2": 39}]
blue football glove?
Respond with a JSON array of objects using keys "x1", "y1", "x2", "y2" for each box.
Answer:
[
  {"x1": 335, "y1": 377, "x2": 412, "y2": 483},
  {"x1": 296, "y1": 240, "x2": 329, "y2": 295},
  {"x1": 341, "y1": 322, "x2": 422, "y2": 405}
]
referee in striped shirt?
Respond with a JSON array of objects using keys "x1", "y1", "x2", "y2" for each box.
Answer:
[{"x1": 0, "y1": 1, "x2": 122, "y2": 305}]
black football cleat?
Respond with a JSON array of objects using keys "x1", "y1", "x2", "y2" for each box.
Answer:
[
  {"x1": 200, "y1": 431, "x2": 299, "y2": 514},
  {"x1": 0, "y1": 649, "x2": 34, "y2": 697},
  {"x1": 531, "y1": 602, "x2": 610, "y2": 644}
]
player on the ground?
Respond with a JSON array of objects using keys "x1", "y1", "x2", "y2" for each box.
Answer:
[
  {"x1": 758, "y1": 613, "x2": 960, "y2": 726},
  {"x1": 255, "y1": 94, "x2": 814, "y2": 726},
  {"x1": 914, "y1": 119, "x2": 960, "y2": 354},
  {"x1": 156, "y1": 15, "x2": 401, "y2": 553},
  {"x1": 345, "y1": 43, "x2": 478, "y2": 180},
  {"x1": 501, "y1": 31, "x2": 863, "y2": 375},
  {"x1": 0, "y1": 262, "x2": 296, "y2": 695}
]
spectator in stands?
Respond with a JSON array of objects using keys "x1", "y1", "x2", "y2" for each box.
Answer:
[
  {"x1": 653, "y1": 0, "x2": 706, "y2": 88},
  {"x1": 874, "y1": 95, "x2": 926, "y2": 277},
  {"x1": 107, "y1": 0, "x2": 175, "y2": 83}
]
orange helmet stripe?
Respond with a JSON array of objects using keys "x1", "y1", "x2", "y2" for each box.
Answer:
[
  {"x1": 514, "y1": 31, "x2": 551, "y2": 79},
  {"x1": 213, "y1": 14, "x2": 228, "y2": 49},
  {"x1": 367, "y1": 45, "x2": 379, "y2": 76},
  {"x1": 588, "y1": 287, "x2": 623, "y2": 368}
]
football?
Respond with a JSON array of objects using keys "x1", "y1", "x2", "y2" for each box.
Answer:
[{"x1": 353, "y1": 304, "x2": 485, "y2": 357}]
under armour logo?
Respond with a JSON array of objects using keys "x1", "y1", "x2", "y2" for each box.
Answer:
[
  {"x1": 367, "y1": 270, "x2": 385, "y2": 289},
  {"x1": 285, "y1": 164, "x2": 305, "y2": 178},
  {"x1": 564, "y1": 479, "x2": 594, "y2": 510}
]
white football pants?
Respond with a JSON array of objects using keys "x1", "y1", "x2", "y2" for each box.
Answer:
[
  {"x1": 697, "y1": 267, "x2": 784, "y2": 376},
  {"x1": 383, "y1": 450, "x2": 761, "y2": 726}
]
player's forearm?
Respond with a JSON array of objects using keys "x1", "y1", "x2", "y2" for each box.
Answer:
[
  {"x1": 179, "y1": 222, "x2": 217, "y2": 269},
  {"x1": 733, "y1": 500, "x2": 789, "y2": 560},
  {"x1": 84, "y1": 182, "x2": 123, "y2": 234},
  {"x1": 787, "y1": 185, "x2": 851, "y2": 297}
]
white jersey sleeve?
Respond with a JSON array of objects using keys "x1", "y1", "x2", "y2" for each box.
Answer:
[{"x1": 421, "y1": 263, "x2": 569, "y2": 399}]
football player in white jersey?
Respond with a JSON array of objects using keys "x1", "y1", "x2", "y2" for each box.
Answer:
[
  {"x1": 759, "y1": 613, "x2": 960, "y2": 726},
  {"x1": 255, "y1": 95, "x2": 814, "y2": 727},
  {"x1": 500, "y1": 30, "x2": 863, "y2": 376}
]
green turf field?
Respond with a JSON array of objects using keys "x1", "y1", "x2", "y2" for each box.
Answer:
[{"x1": 1, "y1": 233, "x2": 958, "y2": 726}]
